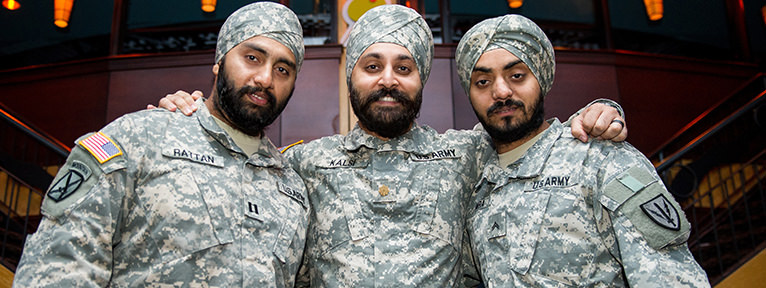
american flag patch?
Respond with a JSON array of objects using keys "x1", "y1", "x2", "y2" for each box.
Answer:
[{"x1": 79, "y1": 132, "x2": 123, "y2": 164}]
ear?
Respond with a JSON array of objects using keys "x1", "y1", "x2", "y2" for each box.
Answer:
[{"x1": 212, "y1": 63, "x2": 220, "y2": 76}]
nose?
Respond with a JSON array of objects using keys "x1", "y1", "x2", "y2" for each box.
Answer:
[
  {"x1": 492, "y1": 78, "x2": 512, "y2": 100},
  {"x1": 377, "y1": 66, "x2": 398, "y2": 88},
  {"x1": 252, "y1": 66, "x2": 273, "y2": 89}
]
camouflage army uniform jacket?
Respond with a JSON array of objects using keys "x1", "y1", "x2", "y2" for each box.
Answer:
[
  {"x1": 287, "y1": 124, "x2": 491, "y2": 287},
  {"x1": 14, "y1": 100, "x2": 309, "y2": 287},
  {"x1": 465, "y1": 119, "x2": 709, "y2": 287}
]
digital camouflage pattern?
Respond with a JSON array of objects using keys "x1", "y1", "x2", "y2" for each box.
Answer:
[
  {"x1": 287, "y1": 124, "x2": 493, "y2": 287},
  {"x1": 14, "y1": 99, "x2": 309, "y2": 287},
  {"x1": 215, "y1": 2, "x2": 305, "y2": 71},
  {"x1": 345, "y1": 4, "x2": 433, "y2": 87},
  {"x1": 464, "y1": 119, "x2": 709, "y2": 287},
  {"x1": 455, "y1": 14, "x2": 555, "y2": 96}
]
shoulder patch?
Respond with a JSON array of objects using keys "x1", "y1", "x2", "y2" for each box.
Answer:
[
  {"x1": 279, "y1": 140, "x2": 304, "y2": 154},
  {"x1": 47, "y1": 160, "x2": 92, "y2": 202},
  {"x1": 79, "y1": 132, "x2": 123, "y2": 164},
  {"x1": 640, "y1": 194, "x2": 681, "y2": 231}
]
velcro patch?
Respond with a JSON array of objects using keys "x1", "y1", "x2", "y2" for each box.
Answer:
[
  {"x1": 278, "y1": 183, "x2": 307, "y2": 209},
  {"x1": 602, "y1": 166, "x2": 658, "y2": 210},
  {"x1": 316, "y1": 157, "x2": 369, "y2": 168},
  {"x1": 162, "y1": 148, "x2": 223, "y2": 168},
  {"x1": 47, "y1": 160, "x2": 92, "y2": 202},
  {"x1": 79, "y1": 132, "x2": 122, "y2": 164},
  {"x1": 618, "y1": 182, "x2": 690, "y2": 249},
  {"x1": 411, "y1": 149, "x2": 460, "y2": 162},
  {"x1": 640, "y1": 194, "x2": 681, "y2": 231},
  {"x1": 245, "y1": 200, "x2": 263, "y2": 222}
]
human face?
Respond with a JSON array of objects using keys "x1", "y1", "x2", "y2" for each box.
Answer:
[
  {"x1": 210, "y1": 36, "x2": 297, "y2": 137},
  {"x1": 469, "y1": 48, "x2": 545, "y2": 144},
  {"x1": 349, "y1": 43, "x2": 423, "y2": 139}
]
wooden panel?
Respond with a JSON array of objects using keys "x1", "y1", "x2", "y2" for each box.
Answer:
[
  {"x1": 279, "y1": 58, "x2": 340, "y2": 146},
  {"x1": 418, "y1": 58, "x2": 455, "y2": 133},
  {"x1": 546, "y1": 62, "x2": 620, "y2": 121},
  {"x1": 0, "y1": 73, "x2": 109, "y2": 146},
  {"x1": 616, "y1": 66, "x2": 746, "y2": 153},
  {"x1": 451, "y1": 59, "x2": 478, "y2": 130},
  {"x1": 107, "y1": 65, "x2": 213, "y2": 122}
]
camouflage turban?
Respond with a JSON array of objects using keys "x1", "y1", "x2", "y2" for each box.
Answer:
[
  {"x1": 215, "y1": 2, "x2": 305, "y2": 71},
  {"x1": 345, "y1": 4, "x2": 433, "y2": 87},
  {"x1": 455, "y1": 14, "x2": 555, "y2": 96}
]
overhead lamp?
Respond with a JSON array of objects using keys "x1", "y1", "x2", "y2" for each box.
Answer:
[
  {"x1": 202, "y1": 0, "x2": 216, "y2": 12},
  {"x1": 507, "y1": 0, "x2": 522, "y2": 9},
  {"x1": 762, "y1": 5, "x2": 765, "y2": 27},
  {"x1": 54, "y1": 0, "x2": 74, "y2": 28},
  {"x1": 643, "y1": 0, "x2": 663, "y2": 21},
  {"x1": 2, "y1": 0, "x2": 20, "y2": 10}
]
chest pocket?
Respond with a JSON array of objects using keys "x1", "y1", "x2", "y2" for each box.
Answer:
[
  {"x1": 408, "y1": 159, "x2": 465, "y2": 248},
  {"x1": 470, "y1": 182, "x2": 551, "y2": 276},
  {"x1": 241, "y1": 188, "x2": 306, "y2": 265},
  {"x1": 139, "y1": 165, "x2": 234, "y2": 263},
  {"x1": 313, "y1": 158, "x2": 374, "y2": 254},
  {"x1": 526, "y1": 185, "x2": 600, "y2": 284}
]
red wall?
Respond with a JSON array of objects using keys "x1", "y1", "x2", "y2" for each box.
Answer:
[{"x1": 0, "y1": 46, "x2": 759, "y2": 155}]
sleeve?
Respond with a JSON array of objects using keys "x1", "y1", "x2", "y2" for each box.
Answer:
[
  {"x1": 597, "y1": 144, "x2": 710, "y2": 288},
  {"x1": 564, "y1": 98, "x2": 625, "y2": 125},
  {"x1": 12, "y1": 134, "x2": 128, "y2": 287}
]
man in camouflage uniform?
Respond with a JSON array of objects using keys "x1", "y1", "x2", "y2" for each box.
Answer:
[
  {"x1": 154, "y1": 5, "x2": 627, "y2": 287},
  {"x1": 13, "y1": 2, "x2": 309, "y2": 287},
  {"x1": 285, "y1": 5, "x2": 490, "y2": 287},
  {"x1": 456, "y1": 14, "x2": 710, "y2": 287},
  {"x1": 285, "y1": 5, "x2": 627, "y2": 287}
]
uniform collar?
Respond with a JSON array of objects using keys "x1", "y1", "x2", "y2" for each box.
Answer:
[
  {"x1": 341, "y1": 122, "x2": 437, "y2": 154},
  {"x1": 484, "y1": 118, "x2": 563, "y2": 183},
  {"x1": 197, "y1": 98, "x2": 285, "y2": 168}
]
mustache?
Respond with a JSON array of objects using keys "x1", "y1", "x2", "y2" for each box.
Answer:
[
  {"x1": 487, "y1": 99, "x2": 525, "y2": 115},
  {"x1": 236, "y1": 85, "x2": 275, "y2": 105},
  {"x1": 366, "y1": 87, "x2": 411, "y2": 104}
]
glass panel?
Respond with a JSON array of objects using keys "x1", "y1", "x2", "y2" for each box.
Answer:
[
  {"x1": 609, "y1": 0, "x2": 732, "y2": 60},
  {"x1": 122, "y1": 0, "x2": 334, "y2": 55},
  {"x1": 0, "y1": 1, "x2": 112, "y2": 70},
  {"x1": 445, "y1": 0, "x2": 601, "y2": 49}
]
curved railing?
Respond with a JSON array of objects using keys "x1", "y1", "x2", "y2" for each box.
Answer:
[{"x1": 650, "y1": 74, "x2": 766, "y2": 285}]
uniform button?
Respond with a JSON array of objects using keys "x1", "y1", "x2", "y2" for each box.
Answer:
[{"x1": 378, "y1": 185, "x2": 389, "y2": 196}]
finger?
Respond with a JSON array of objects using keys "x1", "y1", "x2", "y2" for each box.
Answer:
[
  {"x1": 146, "y1": 104, "x2": 157, "y2": 110},
  {"x1": 603, "y1": 119, "x2": 627, "y2": 142},
  {"x1": 167, "y1": 91, "x2": 193, "y2": 116},
  {"x1": 190, "y1": 90, "x2": 204, "y2": 100},
  {"x1": 615, "y1": 126, "x2": 628, "y2": 142},
  {"x1": 600, "y1": 117, "x2": 625, "y2": 140},
  {"x1": 582, "y1": 105, "x2": 606, "y2": 138},
  {"x1": 157, "y1": 97, "x2": 178, "y2": 112},
  {"x1": 185, "y1": 90, "x2": 203, "y2": 108},
  {"x1": 570, "y1": 114, "x2": 589, "y2": 142}
]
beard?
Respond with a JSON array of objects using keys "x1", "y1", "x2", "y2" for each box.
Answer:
[
  {"x1": 477, "y1": 93, "x2": 545, "y2": 144},
  {"x1": 213, "y1": 59, "x2": 293, "y2": 137},
  {"x1": 349, "y1": 83, "x2": 422, "y2": 139}
]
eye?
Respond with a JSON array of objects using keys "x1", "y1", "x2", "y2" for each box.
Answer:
[
  {"x1": 396, "y1": 66, "x2": 411, "y2": 73},
  {"x1": 474, "y1": 79, "x2": 490, "y2": 88},
  {"x1": 246, "y1": 55, "x2": 258, "y2": 62},
  {"x1": 510, "y1": 73, "x2": 524, "y2": 80},
  {"x1": 276, "y1": 66, "x2": 290, "y2": 76},
  {"x1": 365, "y1": 64, "x2": 379, "y2": 72}
]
